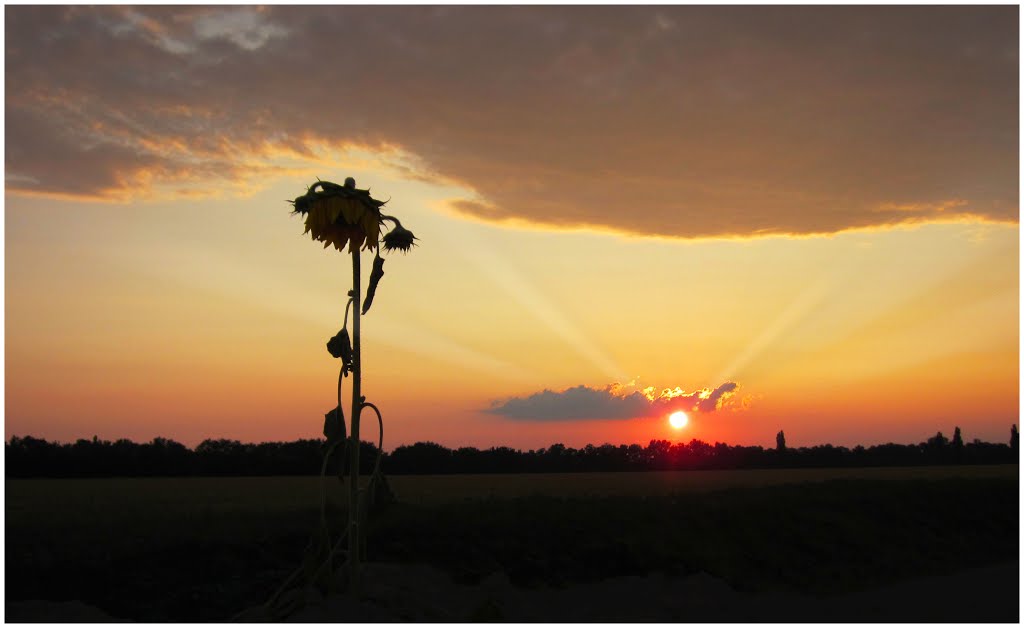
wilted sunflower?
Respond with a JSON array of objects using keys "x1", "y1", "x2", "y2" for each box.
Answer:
[
  {"x1": 290, "y1": 177, "x2": 417, "y2": 256},
  {"x1": 382, "y1": 223, "x2": 417, "y2": 253},
  {"x1": 277, "y1": 176, "x2": 418, "y2": 604},
  {"x1": 289, "y1": 177, "x2": 383, "y2": 252}
]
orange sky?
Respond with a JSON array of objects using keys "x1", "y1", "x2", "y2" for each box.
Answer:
[{"x1": 4, "y1": 6, "x2": 1019, "y2": 450}]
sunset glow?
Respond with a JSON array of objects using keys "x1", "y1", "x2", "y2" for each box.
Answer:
[
  {"x1": 669, "y1": 412, "x2": 689, "y2": 430},
  {"x1": 3, "y1": 6, "x2": 1018, "y2": 451}
]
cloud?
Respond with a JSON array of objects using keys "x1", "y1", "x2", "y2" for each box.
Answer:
[
  {"x1": 5, "y1": 6, "x2": 1018, "y2": 238},
  {"x1": 486, "y1": 381, "x2": 740, "y2": 421},
  {"x1": 694, "y1": 382, "x2": 739, "y2": 413},
  {"x1": 192, "y1": 8, "x2": 289, "y2": 51}
]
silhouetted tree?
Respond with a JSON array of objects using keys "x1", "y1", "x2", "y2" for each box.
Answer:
[
  {"x1": 646, "y1": 440, "x2": 672, "y2": 470},
  {"x1": 952, "y1": 427, "x2": 964, "y2": 450},
  {"x1": 387, "y1": 441, "x2": 454, "y2": 474},
  {"x1": 776, "y1": 430, "x2": 787, "y2": 452},
  {"x1": 1012, "y1": 424, "x2": 1018, "y2": 452},
  {"x1": 926, "y1": 432, "x2": 947, "y2": 450}
]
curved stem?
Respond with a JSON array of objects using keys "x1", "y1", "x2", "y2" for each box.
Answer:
[
  {"x1": 342, "y1": 296, "x2": 353, "y2": 330},
  {"x1": 360, "y1": 401, "x2": 385, "y2": 479}
]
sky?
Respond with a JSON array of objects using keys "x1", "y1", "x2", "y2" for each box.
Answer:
[{"x1": 4, "y1": 5, "x2": 1019, "y2": 450}]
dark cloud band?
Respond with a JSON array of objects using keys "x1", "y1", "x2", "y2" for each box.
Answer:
[{"x1": 6, "y1": 6, "x2": 1017, "y2": 238}]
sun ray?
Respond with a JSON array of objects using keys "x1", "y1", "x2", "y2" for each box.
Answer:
[{"x1": 438, "y1": 213, "x2": 626, "y2": 381}]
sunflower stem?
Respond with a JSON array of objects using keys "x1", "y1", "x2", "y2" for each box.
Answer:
[{"x1": 348, "y1": 246, "x2": 362, "y2": 597}]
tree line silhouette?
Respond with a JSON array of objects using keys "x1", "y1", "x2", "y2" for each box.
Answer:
[{"x1": 6, "y1": 425, "x2": 1018, "y2": 478}]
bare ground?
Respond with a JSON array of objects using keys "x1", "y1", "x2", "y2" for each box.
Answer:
[{"x1": 245, "y1": 559, "x2": 1019, "y2": 623}]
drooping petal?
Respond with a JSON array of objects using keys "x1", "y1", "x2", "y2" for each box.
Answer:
[
  {"x1": 339, "y1": 199, "x2": 365, "y2": 225},
  {"x1": 349, "y1": 231, "x2": 366, "y2": 252},
  {"x1": 361, "y1": 213, "x2": 380, "y2": 250}
]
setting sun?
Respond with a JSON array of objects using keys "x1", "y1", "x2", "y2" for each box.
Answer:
[{"x1": 669, "y1": 411, "x2": 689, "y2": 429}]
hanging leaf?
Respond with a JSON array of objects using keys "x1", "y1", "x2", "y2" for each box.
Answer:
[
  {"x1": 322, "y1": 407, "x2": 345, "y2": 445},
  {"x1": 326, "y1": 328, "x2": 353, "y2": 373},
  {"x1": 362, "y1": 254, "x2": 385, "y2": 315}
]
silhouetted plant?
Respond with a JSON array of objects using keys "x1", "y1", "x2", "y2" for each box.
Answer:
[
  {"x1": 266, "y1": 177, "x2": 415, "y2": 612},
  {"x1": 1012, "y1": 424, "x2": 1018, "y2": 452},
  {"x1": 776, "y1": 430, "x2": 787, "y2": 452}
]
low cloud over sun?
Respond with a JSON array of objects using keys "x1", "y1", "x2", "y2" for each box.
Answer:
[{"x1": 486, "y1": 381, "x2": 740, "y2": 422}]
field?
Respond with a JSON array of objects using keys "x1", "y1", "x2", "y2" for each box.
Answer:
[{"x1": 6, "y1": 465, "x2": 1019, "y2": 621}]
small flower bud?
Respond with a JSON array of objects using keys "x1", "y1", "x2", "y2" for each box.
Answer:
[{"x1": 382, "y1": 225, "x2": 417, "y2": 253}]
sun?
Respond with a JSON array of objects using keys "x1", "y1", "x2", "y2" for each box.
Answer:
[{"x1": 669, "y1": 411, "x2": 688, "y2": 429}]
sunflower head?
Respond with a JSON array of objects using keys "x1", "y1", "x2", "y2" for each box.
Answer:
[
  {"x1": 382, "y1": 224, "x2": 417, "y2": 253},
  {"x1": 290, "y1": 178, "x2": 387, "y2": 253}
]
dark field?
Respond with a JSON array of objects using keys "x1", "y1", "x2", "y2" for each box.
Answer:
[{"x1": 6, "y1": 465, "x2": 1019, "y2": 621}]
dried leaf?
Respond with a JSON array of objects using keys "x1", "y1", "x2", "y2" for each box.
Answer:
[{"x1": 362, "y1": 255, "x2": 385, "y2": 315}]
